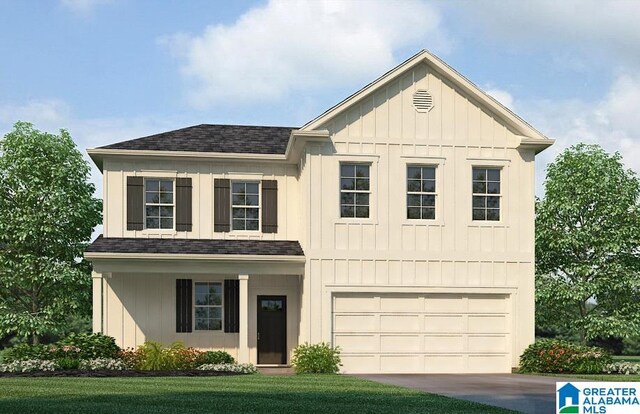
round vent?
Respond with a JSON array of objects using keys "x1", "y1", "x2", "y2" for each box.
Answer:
[{"x1": 413, "y1": 89, "x2": 434, "y2": 112}]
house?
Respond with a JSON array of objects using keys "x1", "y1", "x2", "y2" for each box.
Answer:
[
  {"x1": 557, "y1": 383, "x2": 580, "y2": 410},
  {"x1": 85, "y1": 50, "x2": 553, "y2": 374}
]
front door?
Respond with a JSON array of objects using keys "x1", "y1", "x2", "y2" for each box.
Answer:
[{"x1": 257, "y1": 295, "x2": 287, "y2": 364}]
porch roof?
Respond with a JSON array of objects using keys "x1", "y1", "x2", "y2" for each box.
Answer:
[{"x1": 86, "y1": 235, "x2": 305, "y2": 257}]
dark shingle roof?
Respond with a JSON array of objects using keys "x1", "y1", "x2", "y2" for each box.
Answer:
[
  {"x1": 86, "y1": 235, "x2": 304, "y2": 256},
  {"x1": 99, "y1": 124, "x2": 296, "y2": 154}
]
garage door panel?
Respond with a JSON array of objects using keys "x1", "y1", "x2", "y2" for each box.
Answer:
[
  {"x1": 468, "y1": 355, "x2": 510, "y2": 373},
  {"x1": 424, "y1": 335, "x2": 465, "y2": 352},
  {"x1": 425, "y1": 355, "x2": 465, "y2": 373},
  {"x1": 424, "y1": 294, "x2": 466, "y2": 313},
  {"x1": 380, "y1": 296, "x2": 422, "y2": 311},
  {"x1": 333, "y1": 293, "x2": 511, "y2": 374},
  {"x1": 380, "y1": 355, "x2": 421, "y2": 372},
  {"x1": 468, "y1": 315, "x2": 506, "y2": 333},
  {"x1": 334, "y1": 314, "x2": 376, "y2": 332},
  {"x1": 468, "y1": 335, "x2": 508, "y2": 352},
  {"x1": 380, "y1": 314, "x2": 420, "y2": 331},
  {"x1": 334, "y1": 334, "x2": 378, "y2": 352},
  {"x1": 467, "y1": 295, "x2": 508, "y2": 313},
  {"x1": 425, "y1": 315, "x2": 464, "y2": 333},
  {"x1": 380, "y1": 335, "x2": 420, "y2": 352}
]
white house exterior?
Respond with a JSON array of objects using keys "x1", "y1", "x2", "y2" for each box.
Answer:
[{"x1": 85, "y1": 50, "x2": 553, "y2": 374}]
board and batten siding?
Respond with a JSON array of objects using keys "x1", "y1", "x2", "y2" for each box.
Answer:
[
  {"x1": 297, "y1": 62, "x2": 536, "y2": 368},
  {"x1": 102, "y1": 160, "x2": 301, "y2": 241}
]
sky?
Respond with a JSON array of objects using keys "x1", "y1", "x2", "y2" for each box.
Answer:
[{"x1": 1, "y1": 0, "x2": 640, "y2": 203}]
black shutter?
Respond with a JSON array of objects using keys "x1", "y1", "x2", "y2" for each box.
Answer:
[
  {"x1": 126, "y1": 176, "x2": 144, "y2": 230},
  {"x1": 214, "y1": 179, "x2": 231, "y2": 232},
  {"x1": 176, "y1": 279, "x2": 192, "y2": 333},
  {"x1": 224, "y1": 279, "x2": 239, "y2": 333},
  {"x1": 261, "y1": 180, "x2": 278, "y2": 233},
  {"x1": 176, "y1": 178, "x2": 192, "y2": 232}
]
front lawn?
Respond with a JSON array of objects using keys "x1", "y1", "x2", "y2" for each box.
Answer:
[{"x1": 0, "y1": 374, "x2": 514, "y2": 414}]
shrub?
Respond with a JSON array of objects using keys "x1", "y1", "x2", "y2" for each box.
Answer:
[
  {"x1": 57, "y1": 333, "x2": 120, "y2": 359},
  {"x1": 196, "y1": 351, "x2": 235, "y2": 366},
  {"x1": 519, "y1": 339, "x2": 612, "y2": 374},
  {"x1": 137, "y1": 341, "x2": 197, "y2": 371},
  {"x1": 171, "y1": 346, "x2": 204, "y2": 370},
  {"x1": 79, "y1": 358, "x2": 126, "y2": 371},
  {"x1": 3, "y1": 344, "x2": 52, "y2": 362},
  {"x1": 0, "y1": 359, "x2": 58, "y2": 373},
  {"x1": 118, "y1": 348, "x2": 145, "y2": 370},
  {"x1": 603, "y1": 362, "x2": 640, "y2": 375},
  {"x1": 291, "y1": 342, "x2": 341, "y2": 374},
  {"x1": 197, "y1": 363, "x2": 257, "y2": 374}
]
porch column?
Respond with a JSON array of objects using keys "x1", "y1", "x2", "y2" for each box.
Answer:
[
  {"x1": 91, "y1": 271, "x2": 103, "y2": 333},
  {"x1": 238, "y1": 274, "x2": 249, "y2": 363}
]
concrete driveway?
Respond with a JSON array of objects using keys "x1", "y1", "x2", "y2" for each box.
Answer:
[{"x1": 355, "y1": 373, "x2": 581, "y2": 413}]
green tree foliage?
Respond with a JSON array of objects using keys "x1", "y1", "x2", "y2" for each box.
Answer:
[
  {"x1": 536, "y1": 143, "x2": 640, "y2": 343},
  {"x1": 0, "y1": 122, "x2": 101, "y2": 344}
]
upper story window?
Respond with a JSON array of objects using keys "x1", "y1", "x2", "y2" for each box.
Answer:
[
  {"x1": 231, "y1": 182, "x2": 259, "y2": 231},
  {"x1": 194, "y1": 282, "x2": 222, "y2": 331},
  {"x1": 340, "y1": 163, "x2": 370, "y2": 218},
  {"x1": 407, "y1": 166, "x2": 436, "y2": 220},
  {"x1": 145, "y1": 179, "x2": 174, "y2": 229},
  {"x1": 472, "y1": 167, "x2": 501, "y2": 221}
]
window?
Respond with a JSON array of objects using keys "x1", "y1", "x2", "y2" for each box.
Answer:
[
  {"x1": 145, "y1": 179, "x2": 174, "y2": 229},
  {"x1": 407, "y1": 166, "x2": 436, "y2": 220},
  {"x1": 472, "y1": 167, "x2": 501, "y2": 221},
  {"x1": 194, "y1": 282, "x2": 222, "y2": 331},
  {"x1": 232, "y1": 182, "x2": 259, "y2": 231},
  {"x1": 340, "y1": 164, "x2": 370, "y2": 218}
]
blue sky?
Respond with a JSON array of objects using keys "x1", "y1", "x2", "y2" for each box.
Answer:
[{"x1": 1, "y1": 0, "x2": 639, "y2": 198}]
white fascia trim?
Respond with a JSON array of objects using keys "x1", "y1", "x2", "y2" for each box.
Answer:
[
  {"x1": 84, "y1": 252, "x2": 306, "y2": 263},
  {"x1": 517, "y1": 136, "x2": 556, "y2": 154}
]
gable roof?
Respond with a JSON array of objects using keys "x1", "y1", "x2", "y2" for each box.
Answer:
[
  {"x1": 301, "y1": 50, "x2": 553, "y2": 146},
  {"x1": 85, "y1": 235, "x2": 304, "y2": 257},
  {"x1": 99, "y1": 124, "x2": 296, "y2": 155}
]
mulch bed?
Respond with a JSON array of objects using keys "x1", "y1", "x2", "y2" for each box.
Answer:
[{"x1": 0, "y1": 370, "x2": 245, "y2": 378}]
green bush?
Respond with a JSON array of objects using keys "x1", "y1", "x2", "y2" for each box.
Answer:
[
  {"x1": 3, "y1": 343, "x2": 51, "y2": 363},
  {"x1": 55, "y1": 356, "x2": 81, "y2": 370},
  {"x1": 196, "y1": 351, "x2": 235, "y2": 366},
  {"x1": 291, "y1": 342, "x2": 341, "y2": 374},
  {"x1": 519, "y1": 339, "x2": 612, "y2": 374},
  {"x1": 57, "y1": 333, "x2": 120, "y2": 359},
  {"x1": 137, "y1": 341, "x2": 190, "y2": 371}
]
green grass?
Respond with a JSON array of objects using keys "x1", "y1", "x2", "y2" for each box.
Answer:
[{"x1": 0, "y1": 374, "x2": 514, "y2": 414}]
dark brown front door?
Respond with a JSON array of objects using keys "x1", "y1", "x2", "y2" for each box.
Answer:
[{"x1": 257, "y1": 295, "x2": 287, "y2": 364}]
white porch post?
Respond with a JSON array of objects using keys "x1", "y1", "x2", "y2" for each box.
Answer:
[
  {"x1": 91, "y1": 271, "x2": 103, "y2": 333},
  {"x1": 238, "y1": 274, "x2": 249, "y2": 363}
]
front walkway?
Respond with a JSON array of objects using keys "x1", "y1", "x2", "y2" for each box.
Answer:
[{"x1": 354, "y1": 373, "x2": 583, "y2": 414}]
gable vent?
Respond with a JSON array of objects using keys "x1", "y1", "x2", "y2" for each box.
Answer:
[{"x1": 413, "y1": 89, "x2": 434, "y2": 112}]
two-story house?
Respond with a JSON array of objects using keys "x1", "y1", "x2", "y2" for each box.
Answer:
[{"x1": 85, "y1": 50, "x2": 553, "y2": 374}]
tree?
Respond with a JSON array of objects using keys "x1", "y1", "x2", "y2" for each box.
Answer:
[
  {"x1": 0, "y1": 122, "x2": 101, "y2": 344},
  {"x1": 536, "y1": 143, "x2": 640, "y2": 344}
]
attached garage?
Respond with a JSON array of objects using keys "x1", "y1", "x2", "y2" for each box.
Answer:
[{"x1": 332, "y1": 293, "x2": 512, "y2": 374}]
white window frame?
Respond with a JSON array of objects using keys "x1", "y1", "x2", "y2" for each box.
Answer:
[
  {"x1": 406, "y1": 165, "x2": 437, "y2": 221},
  {"x1": 400, "y1": 156, "x2": 445, "y2": 226},
  {"x1": 472, "y1": 166, "x2": 502, "y2": 222},
  {"x1": 193, "y1": 281, "x2": 223, "y2": 332},
  {"x1": 143, "y1": 178, "x2": 175, "y2": 230},
  {"x1": 339, "y1": 162, "x2": 371, "y2": 219},
  {"x1": 230, "y1": 180, "x2": 261, "y2": 232}
]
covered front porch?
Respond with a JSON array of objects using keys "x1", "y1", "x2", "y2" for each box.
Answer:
[{"x1": 85, "y1": 236, "x2": 305, "y2": 366}]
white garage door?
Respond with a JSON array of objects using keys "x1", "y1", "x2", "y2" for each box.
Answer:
[{"x1": 332, "y1": 293, "x2": 512, "y2": 373}]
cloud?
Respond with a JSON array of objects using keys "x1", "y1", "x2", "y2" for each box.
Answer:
[
  {"x1": 513, "y1": 72, "x2": 640, "y2": 194},
  {"x1": 452, "y1": 0, "x2": 640, "y2": 67},
  {"x1": 60, "y1": 0, "x2": 112, "y2": 15},
  {"x1": 160, "y1": 0, "x2": 448, "y2": 108},
  {"x1": 485, "y1": 88, "x2": 514, "y2": 110}
]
